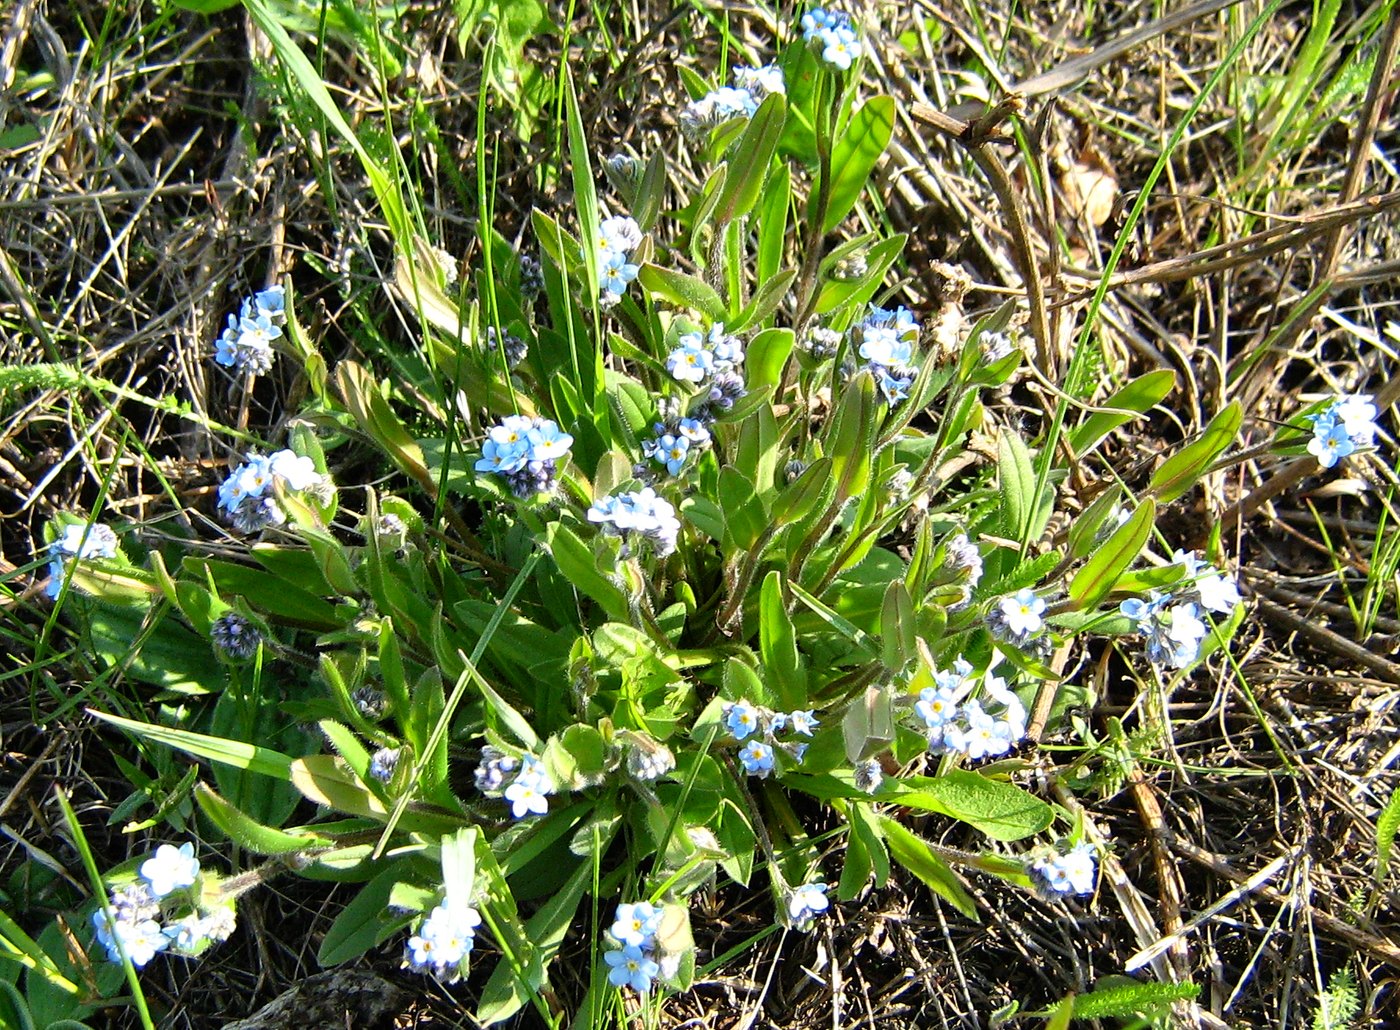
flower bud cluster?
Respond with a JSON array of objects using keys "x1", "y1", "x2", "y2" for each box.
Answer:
[
  {"x1": 484, "y1": 326, "x2": 528, "y2": 370},
  {"x1": 1027, "y1": 841, "x2": 1097, "y2": 899},
  {"x1": 474, "y1": 415, "x2": 574, "y2": 498},
  {"x1": 855, "y1": 304, "x2": 921, "y2": 404},
  {"x1": 214, "y1": 285, "x2": 286, "y2": 376},
  {"x1": 987, "y1": 588, "x2": 1049, "y2": 656},
  {"x1": 604, "y1": 902, "x2": 676, "y2": 993},
  {"x1": 217, "y1": 449, "x2": 330, "y2": 533},
  {"x1": 210, "y1": 612, "x2": 264, "y2": 660},
  {"x1": 91, "y1": 843, "x2": 236, "y2": 968},
  {"x1": 45, "y1": 522, "x2": 119, "y2": 599},
  {"x1": 801, "y1": 8, "x2": 862, "y2": 70},
  {"x1": 722, "y1": 701, "x2": 819, "y2": 777},
  {"x1": 784, "y1": 881, "x2": 830, "y2": 930},
  {"x1": 597, "y1": 215, "x2": 642, "y2": 308},
  {"x1": 1117, "y1": 549, "x2": 1241, "y2": 669},
  {"x1": 403, "y1": 899, "x2": 481, "y2": 981},
  {"x1": 649, "y1": 322, "x2": 748, "y2": 475}
]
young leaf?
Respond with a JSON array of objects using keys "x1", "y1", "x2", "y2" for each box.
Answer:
[
  {"x1": 715, "y1": 93, "x2": 787, "y2": 225},
  {"x1": 894, "y1": 770, "x2": 1052, "y2": 841},
  {"x1": 719, "y1": 468, "x2": 768, "y2": 550},
  {"x1": 637, "y1": 263, "x2": 727, "y2": 321},
  {"x1": 1069, "y1": 369, "x2": 1176, "y2": 457},
  {"x1": 822, "y1": 96, "x2": 895, "y2": 232},
  {"x1": 194, "y1": 783, "x2": 332, "y2": 855},
  {"x1": 1067, "y1": 499, "x2": 1156, "y2": 611},
  {"x1": 745, "y1": 327, "x2": 796, "y2": 392},
  {"x1": 318, "y1": 865, "x2": 416, "y2": 967},
  {"x1": 879, "y1": 816, "x2": 978, "y2": 918},
  {"x1": 1148, "y1": 401, "x2": 1243, "y2": 502}
]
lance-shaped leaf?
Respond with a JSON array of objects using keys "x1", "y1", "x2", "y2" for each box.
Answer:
[
  {"x1": 334, "y1": 361, "x2": 430, "y2": 486},
  {"x1": 822, "y1": 96, "x2": 895, "y2": 232},
  {"x1": 715, "y1": 94, "x2": 787, "y2": 225},
  {"x1": 194, "y1": 783, "x2": 332, "y2": 855},
  {"x1": 1068, "y1": 499, "x2": 1156, "y2": 610},
  {"x1": 1148, "y1": 401, "x2": 1243, "y2": 502},
  {"x1": 637, "y1": 263, "x2": 727, "y2": 321}
]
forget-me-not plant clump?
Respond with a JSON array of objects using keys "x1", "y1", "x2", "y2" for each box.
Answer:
[{"x1": 38, "y1": 4, "x2": 1318, "y2": 1023}]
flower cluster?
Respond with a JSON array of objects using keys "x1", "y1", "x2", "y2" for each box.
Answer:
[
  {"x1": 723, "y1": 700, "x2": 819, "y2": 777},
  {"x1": 784, "y1": 881, "x2": 830, "y2": 930},
  {"x1": 1119, "y1": 550, "x2": 1241, "y2": 669},
  {"x1": 474, "y1": 415, "x2": 573, "y2": 498},
  {"x1": 91, "y1": 842, "x2": 235, "y2": 968},
  {"x1": 680, "y1": 64, "x2": 786, "y2": 137},
  {"x1": 214, "y1": 285, "x2": 286, "y2": 376},
  {"x1": 604, "y1": 902, "x2": 674, "y2": 993},
  {"x1": 801, "y1": 8, "x2": 862, "y2": 70},
  {"x1": 988, "y1": 588, "x2": 1048, "y2": 653},
  {"x1": 1028, "y1": 841, "x2": 1097, "y2": 899},
  {"x1": 485, "y1": 326, "x2": 528, "y2": 370},
  {"x1": 474, "y1": 747, "x2": 555, "y2": 819},
  {"x1": 622, "y1": 731, "x2": 677, "y2": 782},
  {"x1": 217, "y1": 449, "x2": 329, "y2": 533},
  {"x1": 1307, "y1": 393, "x2": 1378, "y2": 468},
  {"x1": 210, "y1": 611, "x2": 263, "y2": 660},
  {"x1": 665, "y1": 323, "x2": 745, "y2": 387},
  {"x1": 914, "y1": 660, "x2": 1028, "y2": 762},
  {"x1": 643, "y1": 417, "x2": 711, "y2": 476},
  {"x1": 855, "y1": 305, "x2": 921, "y2": 404},
  {"x1": 45, "y1": 521, "x2": 119, "y2": 599},
  {"x1": 403, "y1": 899, "x2": 481, "y2": 981},
  {"x1": 598, "y1": 215, "x2": 643, "y2": 308},
  {"x1": 587, "y1": 487, "x2": 682, "y2": 556}
]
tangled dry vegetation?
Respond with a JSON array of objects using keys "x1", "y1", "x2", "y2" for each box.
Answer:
[{"x1": 1, "y1": 0, "x2": 1397, "y2": 1026}]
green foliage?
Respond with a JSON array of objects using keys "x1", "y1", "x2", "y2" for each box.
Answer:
[
  {"x1": 29, "y1": 5, "x2": 1256, "y2": 1025},
  {"x1": 1312, "y1": 966, "x2": 1360, "y2": 1030}
]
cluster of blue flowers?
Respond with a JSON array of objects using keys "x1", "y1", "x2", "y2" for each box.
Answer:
[
  {"x1": 214, "y1": 285, "x2": 286, "y2": 376},
  {"x1": 587, "y1": 487, "x2": 682, "y2": 556},
  {"x1": 92, "y1": 843, "x2": 236, "y2": 968},
  {"x1": 913, "y1": 659, "x2": 1028, "y2": 762},
  {"x1": 474, "y1": 415, "x2": 574, "y2": 498},
  {"x1": 1119, "y1": 549, "x2": 1241, "y2": 669},
  {"x1": 679, "y1": 64, "x2": 786, "y2": 137},
  {"x1": 801, "y1": 7, "x2": 862, "y2": 70},
  {"x1": 403, "y1": 898, "x2": 482, "y2": 981},
  {"x1": 1307, "y1": 393, "x2": 1378, "y2": 468},
  {"x1": 723, "y1": 700, "x2": 819, "y2": 777},
  {"x1": 643, "y1": 323, "x2": 747, "y2": 476},
  {"x1": 597, "y1": 215, "x2": 643, "y2": 308},
  {"x1": 474, "y1": 747, "x2": 555, "y2": 819},
  {"x1": 604, "y1": 901, "x2": 675, "y2": 993},
  {"x1": 217, "y1": 448, "x2": 329, "y2": 533},
  {"x1": 45, "y1": 521, "x2": 119, "y2": 599},
  {"x1": 855, "y1": 305, "x2": 921, "y2": 404},
  {"x1": 643, "y1": 417, "x2": 711, "y2": 476},
  {"x1": 1028, "y1": 841, "x2": 1097, "y2": 899},
  {"x1": 986, "y1": 587, "x2": 1053, "y2": 661}
]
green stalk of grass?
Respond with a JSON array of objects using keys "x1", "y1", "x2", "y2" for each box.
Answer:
[{"x1": 53, "y1": 788, "x2": 155, "y2": 1030}]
